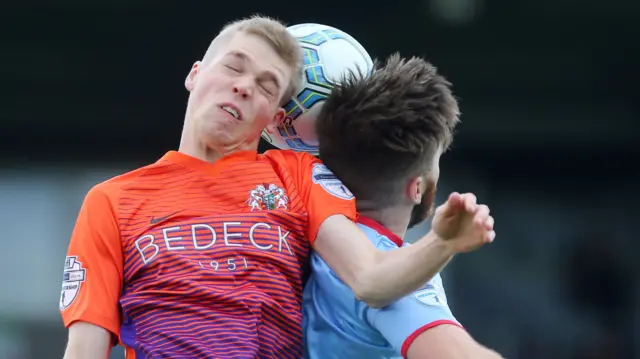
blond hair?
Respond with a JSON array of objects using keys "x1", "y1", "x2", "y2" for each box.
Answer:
[{"x1": 206, "y1": 15, "x2": 302, "y2": 106}]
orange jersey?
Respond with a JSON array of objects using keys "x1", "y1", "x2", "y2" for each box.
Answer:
[{"x1": 59, "y1": 150, "x2": 357, "y2": 359}]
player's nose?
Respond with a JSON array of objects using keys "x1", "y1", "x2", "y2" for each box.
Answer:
[{"x1": 233, "y1": 79, "x2": 253, "y2": 99}]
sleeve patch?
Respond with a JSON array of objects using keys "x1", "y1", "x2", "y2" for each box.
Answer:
[
  {"x1": 413, "y1": 283, "x2": 447, "y2": 307},
  {"x1": 60, "y1": 256, "x2": 86, "y2": 311},
  {"x1": 311, "y1": 163, "x2": 354, "y2": 200}
]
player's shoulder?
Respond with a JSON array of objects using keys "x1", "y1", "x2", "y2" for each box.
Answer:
[
  {"x1": 261, "y1": 149, "x2": 320, "y2": 166},
  {"x1": 261, "y1": 149, "x2": 328, "y2": 180},
  {"x1": 355, "y1": 222, "x2": 402, "y2": 251},
  {"x1": 90, "y1": 160, "x2": 169, "y2": 201}
]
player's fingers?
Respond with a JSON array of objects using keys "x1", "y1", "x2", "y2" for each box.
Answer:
[
  {"x1": 484, "y1": 230, "x2": 496, "y2": 243},
  {"x1": 463, "y1": 193, "x2": 477, "y2": 212},
  {"x1": 484, "y1": 215, "x2": 495, "y2": 230},
  {"x1": 475, "y1": 204, "x2": 490, "y2": 215},
  {"x1": 441, "y1": 192, "x2": 462, "y2": 216},
  {"x1": 473, "y1": 204, "x2": 490, "y2": 225},
  {"x1": 448, "y1": 192, "x2": 463, "y2": 208}
]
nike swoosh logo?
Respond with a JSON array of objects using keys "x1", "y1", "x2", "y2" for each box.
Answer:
[{"x1": 150, "y1": 211, "x2": 181, "y2": 224}]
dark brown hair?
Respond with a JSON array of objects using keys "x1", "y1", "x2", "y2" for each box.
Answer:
[{"x1": 316, "y1": 53, "x2": 460, "y2": 205}]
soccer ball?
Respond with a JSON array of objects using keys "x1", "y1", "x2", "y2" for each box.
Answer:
[{"x1": 261, "y1": 23, "x2": 373, "y2": 155}]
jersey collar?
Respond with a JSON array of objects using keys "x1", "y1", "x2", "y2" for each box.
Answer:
[
  {"x1": 356, "y1": 216, "x2": 404, "y2": 247},
  {"x1": 158, "y1": 150, "x2": 257, "y2": 177}
]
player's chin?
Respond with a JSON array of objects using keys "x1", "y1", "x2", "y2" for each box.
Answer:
[
  {"x1": 201, "y1": 123, "x2": 237, "y2": 147},
  {"x1": 204, "y1": 113, "x2": 242, "y2": 133}
]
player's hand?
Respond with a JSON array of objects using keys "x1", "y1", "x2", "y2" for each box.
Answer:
[{"x1": 431, "y1": 192, "x2": 495, "y2": 253}]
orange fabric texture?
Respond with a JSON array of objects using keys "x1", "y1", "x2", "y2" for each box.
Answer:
[{"x1": 60, "y1": 150, "x2": 356, "y2": 359}]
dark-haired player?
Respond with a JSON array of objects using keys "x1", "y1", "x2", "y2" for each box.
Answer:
[{"x1": 303, "y1": 54, "x2": 504, "y2": 359}]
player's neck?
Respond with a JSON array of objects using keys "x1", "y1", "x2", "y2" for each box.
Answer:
[
  {"x1": 178, "y1": 127, "x2": 257, "y2": 163},
  {"x1": 358, "y1": 205, "x2": 411, "y2": 240},
  {"x1": 178, "y1": 143, "x2": 224, "y2": 163}
]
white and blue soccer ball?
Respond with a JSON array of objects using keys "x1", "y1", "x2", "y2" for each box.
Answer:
[{"x1": 261, "y1": 23, "x2": 374, "y2": 155}]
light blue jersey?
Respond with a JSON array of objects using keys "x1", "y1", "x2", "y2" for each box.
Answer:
[{"x1": 303, "y1": 217, "x2": 461, "y2": 359}]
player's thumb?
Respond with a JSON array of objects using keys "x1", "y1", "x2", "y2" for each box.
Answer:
[{"x1": 440, "y1": 192, "x2": 463, "y2": 217}]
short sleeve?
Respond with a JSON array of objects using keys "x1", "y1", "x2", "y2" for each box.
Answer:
[
  {"x1": 60, "y1": 185, "x2": 124, "y2": 338},
  {"x1": 365, "y1": 273, "x2": 462, "y2": 358},
  {"x1": 296, "y1": 154, "x2": 357, "y2": 245}
]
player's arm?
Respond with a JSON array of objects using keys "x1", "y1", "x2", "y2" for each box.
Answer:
[
  {"x1": 60, "y1": 185, "x2": 124, "y2": 359},
  {"x1": 366, "y1": 274, "x2": 503, "y2": 359},
  {"x1": 406, "y1": 325, "x2": 503, "y2": 359},
  {"x1": 64, "y1": 322, "x2": 112, "y2": 359},
  {"x1": 314, "y1": 215, "x2": 454, "y2": 307}
]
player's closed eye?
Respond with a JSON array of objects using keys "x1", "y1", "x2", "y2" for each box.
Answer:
[
  {"x1": 260, "y1": 83, "x2": 275, "y2": 96},
  {"x1": 224, "y1": 65, "x2": 241, "y2": 73}
]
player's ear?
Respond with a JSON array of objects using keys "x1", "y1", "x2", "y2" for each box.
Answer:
[
  {"x1": 265, "y1": 108, "x2": 286, "y2": 134},
  {"x1": 185, "y1": 61, "x2": 201, "y2": 92},
  {"x1": 407, "y1": 176, "x2": 424, "y2": 205}
]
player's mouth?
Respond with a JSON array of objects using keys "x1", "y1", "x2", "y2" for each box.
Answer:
[{"x1": 219, "y1": 104, "x2": 242, "y2": 121}]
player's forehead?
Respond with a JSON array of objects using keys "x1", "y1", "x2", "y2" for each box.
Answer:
[{"x1": 220, "y1": 33, "x2": 291, "y2": 88}]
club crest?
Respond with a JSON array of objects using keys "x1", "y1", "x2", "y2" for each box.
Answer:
[{"x1": 246, "y1": 183, "x2": 289, "y2": 211}]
